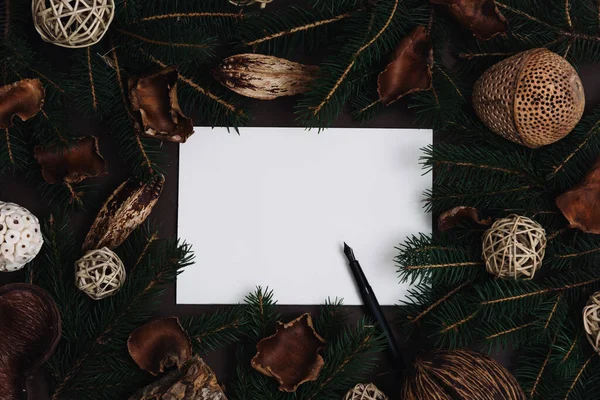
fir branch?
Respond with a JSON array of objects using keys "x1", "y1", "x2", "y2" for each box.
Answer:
[
  {"x1": 564, "y1": 354, "x2": 596, "y2": 400},
  {"x1": 181, "y1": 307, "x2": 246, "y2": 354},
  {"x1": 139, "y1": 12, "x2": 242, "y2": 22},
  {"x1": 116, "y1": 28, "x2": 215, "y2": 49}
]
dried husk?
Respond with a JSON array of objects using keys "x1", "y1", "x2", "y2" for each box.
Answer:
[
  {"x1": 128, "y1": 317, "x2": 192, "y2": 376},
  {"x1": 129, "y1": 66, "x2": 194, "y2": 143},
  {"x1": 214, "y1": 54, "x2": 319, "y2": 100},
  {"x1": 430, "y1": 0, "x2": 508, "y2": 40},
  {"x1": 33, "y1": 136, "x2": 107, "y2": 184},
  {"x1": 377, "y1": 26, "x2": 433, "y2": 106},
  {"x1": 0, "y1": 283, "x2": 62, "y2": 400},
  {"x1": 0, "y1": 79, "x2": 45, "y2": 128},
  {"x1": 251, "y1": 313, "x2": 325, "y2": 392},
  {"x1": 82, "y1": 174, "x2": 164, "y2": 252},
  {"x1": 556, "y1": 159, "x2": 600, "y2": 234},
  {"x1": 438, "y1": 206, "x2": 492, "y2": 231}
]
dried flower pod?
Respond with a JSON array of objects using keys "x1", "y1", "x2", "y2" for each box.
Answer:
[
  {"x1": 438, "y1": 206, "x2": 492, "y2": 231},
  {"x1": 129, "y1": 66, "x2": 194, "y2": 143},
  {"x1": 0, "y1": 283, "x2": 62, "y2": 400},
  {"x1": 128, "y1": 317, "x2": 192, "y2": 376},
  {"x1": 378, "y1": 26, "x2": 433, "y2": 106},
  {"x1": 34, "y1": 136, "x2": 107, "y2": 184},
  {"x1": 82, "y1": 175, "x2": 165, "y2": 252},
  {"x1": 214, "y1": 54, "x2": 319, "y2": 100},
  {"x1": 251, "y1": 313, "x2": 325, "y2": 392},
  {"x1": 430, "y1": 0, "x2": 508, "y2": 40},
  {"x1": 0, "y1": 79, "x2": 45, "y2": 128},
  {"x1": 556, "y1": 159, "x2": 600, "y2": 234}
]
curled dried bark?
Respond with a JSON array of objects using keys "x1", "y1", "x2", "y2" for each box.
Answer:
[
  {"x1": 33, "y1": 136, "x2": 107, "y2": 184},
  {"x1": 438, "y1": 206, "x2": 492, "y2": 231},
  {"x1": 378, "y1": 26, "x2": 433, "y2": 106},
  {"x1": 430, "y1": 0, "x2": 508, "y2": 40},
  {"x1": 557, "y1": 159, "x2": 600, "y2": 234},
  {"x1": 0, "y1": 79, "x2": 45, "y2": 128}
]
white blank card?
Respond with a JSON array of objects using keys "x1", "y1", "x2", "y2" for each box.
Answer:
[{"x1": 177, "y1": 127, "x2": 431, "y2": 305}]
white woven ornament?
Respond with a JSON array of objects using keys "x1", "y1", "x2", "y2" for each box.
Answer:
[
  {"x1": 229, "y1": 0, "x2": 273, "y2": 8},
  {"x1": 75, "y1": 247, "x2": 126, "y2": 300},
  {"x1": 32, "y1": 0, "x2": 115, "y2": 48},
  {"x1": 0, "y1": 202, "x2": 43, "y2": 272},
  {"x1": 584, "y1": 292, "x2": 600, "y2": 354},
  {"x1": 343, "y1": 383, "x2": 388, "y2": 400}
]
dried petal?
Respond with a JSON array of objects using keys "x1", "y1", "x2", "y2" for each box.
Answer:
[
  {"x1": 0, "y1": 79, "x2": 45, "y2": 128},
  {"x1": 556, "y1": 159, "x2": 600, "y2": 234},
  {"x1": 431, "y1": 0, "x2": 509, "y2": 40},
  {"x1": 128, "y1": 317, "x2": 192, "y2": 376},
  {"x1": 377, "y1": 26, "x2": 433, "y2": 106},
  {"x1": 0, "y1": 283, "x2": 61, "y2": 400},
  {"x1": 82, "y1": 175, "x2": 165, "y2": 252},
  {"x1": 33, "y1": 136, "x2": 107, "y2": 184},
  {"x1": 251, "y1": 313, "x2": 325, "y2": 392},
  {"x1": 438, "y1": 206, "x2": 492, "y2": 231},
  {"x1": 129, "y1": 66, "x2": 194, "y2": 143}
]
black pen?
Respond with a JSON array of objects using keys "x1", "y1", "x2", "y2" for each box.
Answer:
[{"x1": 343, "y1": 242, "x2": 403, "y2": 371}]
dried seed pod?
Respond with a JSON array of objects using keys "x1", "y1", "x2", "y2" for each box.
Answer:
[
  {"x1": 378, "y1": 26, "x2": 433, "y2": 106},
  {"x1": 82, "y1": 175, "x2": 164, "y2": 252},
  {"x1": 128, "y1": 317, "x2": 192, "y2": 376},
  {"x1": 251, "y1": 313, "x2": 325, "y2": 392},
  {"x1": 556, "y1": 159, "x2": 600, "y2": 234},
  {"x1": 0, "y1": 283, "x2": 62, "y2": 400},
  {"x1": 430, "y1": 0, "x2": 508, "y2": 40},
  {"x1": 0, "y1": 79, "x2": 45, "y2": 128},
  {"x1": 129, "y1": 66, "x2": 194, "y2": 143},
  {"x1": 214, "y1": 54, "x2": 319, "y2": 100},
  {"x1": 438, "y1": 206, "x2": 492, "y2": 231},
  {"x1": 34, "y1": 136, "x2": 107, "y2": 184}
]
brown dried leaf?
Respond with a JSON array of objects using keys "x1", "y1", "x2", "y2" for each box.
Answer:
[
  {"x1": 251, "y1": 313, "x2": 325, "y2": 392},
  {"x1": 556, "y1": 159, "x2": 600, "y2": 234},
  {"x1": 377, "y1": 26, "x2": 433, "y2": 106},
  {"x1": 0, "y1": 79, "x2": 45, "y2": 128},
  {"x1": 82, "y1": 174, "x2": 165, "y2": 251},
  {"x1": 33, "y1": 136, "x2": 107, "y2": 184},
  {"x1": 430, "y1": 0, "x2": 509, "y2": 40},
  {"x1": 438, "y1": 206, "x2": 492, "y2": 231},
  {"x1": 129, "y1": 66, "x2": 194, "y2": 143}
]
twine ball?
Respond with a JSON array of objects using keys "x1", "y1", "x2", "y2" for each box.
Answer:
[
  {"x1": 32, "y1": 0, "x2": 115, "y2": 48},
  {"x1": 343, "y1": 383, "x2": 388, "y2": 400},
  {"x1": 583, "y1": 291, "x2": 600, "y2": 354},
  {"x1": 473, "y1": 48, "x2": 584, "y2": 148},
  {"x1": 482, "y1": 215, "x2": 546, "y2": 280},
  {"x1": 75, "y1": 247, "x2": 125, "y2": 300}
]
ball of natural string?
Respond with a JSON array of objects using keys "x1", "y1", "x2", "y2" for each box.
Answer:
[
  {"x1": 482, "y1": 214, "x2": 546, "y2": 280},
  {"x1": 343, "y1": 383, "x2": 388, "y2": 400},
  {"x1": 583, "y1": 291, "x2": 600, "y2": 354},
  {"x1": 32, "y1": 0, "x2": 115, "y2": 48},
  {"x1": 229, "y1": 0, "x2": 273, "y2": 9},
  {"x1": 75, "y1": 247, "x2": 126, "y2": 300}
]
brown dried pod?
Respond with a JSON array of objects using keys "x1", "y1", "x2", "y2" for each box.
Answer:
[
  {"x1": 556, "y1": 159, "x2": 600, "y2": 235},
  {"x1": 33, "y1": 136, "x2": 107, "y2": 184},
  {"x1": 251, "y1": 313, "x2": 325, "y2": 392},
  {"x1": 214, "y1": 54, "x2": 319, "y2": 100},
  {"x1": 0, "y1": 283, "x2": 62, "y2": 400},
  {"x1": 129, "y1": 356, "x2": 227, "y2": 400},
  {"x1": 438, "y1": 206, "x2": 492, "y2": 231},
  {"x1": 378, "y1": 26, "x2": 433, "y2": 106},
  {"x1": 82, "y1": 174, "x2": 164, "y2": 252},
  {"x1": 128, "y1": 317, "x2": 192, "y2": 376},
  {"x1": 0, "y1": 79, "x2": 45, "y2": 128},
  {"x1": 402, "y1": 348, "x2": 525, "y2": 400},
  {"x1": 129, "y1": 66, "x2": 194, "y2": 143},
  {"x1": 430, "y1": 0, "x2": 508, "y2": 40}
]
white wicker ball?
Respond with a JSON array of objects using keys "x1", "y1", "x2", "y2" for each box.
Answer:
[
  {"x1": 0, "y1": 202, "x2": 43, "y2": 272},
  {"x1": 32, "y1": 0, "x2": 115, "y2": 48},
  {"x1": 75, "y1": 247, "x2": 126, "y2": 300},
  {"x1": 584, "y1": 291, "x2": 600, "y2": 354},
  {"x1": 343, "y1": 383, "x2": 388, "y2": 400}
]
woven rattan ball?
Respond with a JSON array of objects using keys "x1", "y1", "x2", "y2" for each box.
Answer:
[
  {"x1": 75, "y1": 247, "x2": 125, "y2": 300},
  {"x1": 32, "y1": 0, "x2": 115, "y2": 48},
  {"x1": 482, "y1": 215, "x2": 546, "y2": 280},
  {"x1": 473, "y1": 48, "x2": 584, "y2": 148},
  {"x1": 584, "y1": 292, "x2": 600, "y2": 354},
  {"x1": 343, "y1": 383, "x2": 388, "y2": 400}
]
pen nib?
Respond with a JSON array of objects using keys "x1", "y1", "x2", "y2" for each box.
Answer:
[{"x1": 343, "y1": 242, "x2": 356, "y2": 262}]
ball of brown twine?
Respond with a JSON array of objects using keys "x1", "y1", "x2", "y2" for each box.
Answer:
[
  {"x1": 229, "y1": 0, "x2": 273, "y2": 9},
  {"x1": 583, "y1": 292, "x2": 600, "y2": 353},
  {"x1": 75, "y1": 247, "x2": 125, "y2": 300},
  {"x1": 482, "y1": 214, "x2": 546, "y2": 280},
  {"x1": 343, "y1": 383, "x2": 388, "y2": 400},
  {"x1": 32, "y1": 0, "x2": 115, "y2": 48}
]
